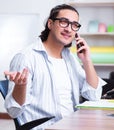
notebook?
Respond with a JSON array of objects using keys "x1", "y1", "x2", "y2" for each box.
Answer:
[{"x1": 76, "y1": 99, "x2": 114, "y2": 110}]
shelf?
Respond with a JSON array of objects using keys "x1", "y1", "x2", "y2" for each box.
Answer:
[
  {"x1": 69, "y1": 1, "x2": 114, "y2": 67},
  {"x1": 80, "y1": 32, "x2": 114, "y2": 36},
  {"x1": 69, "y1": 2, "x2": 114, "y2": 7},
  {"x1": 93, "y1": 64, "x2": 114, "y2": 66}
]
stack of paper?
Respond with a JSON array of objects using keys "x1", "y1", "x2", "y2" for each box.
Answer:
[{"x1": 76, "y1": 99, "x2": 114, "y2": 110}]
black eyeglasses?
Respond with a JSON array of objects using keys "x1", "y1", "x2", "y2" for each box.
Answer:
[{"x1": 53, "y1": 17, "x2": 81, "y2": 31}]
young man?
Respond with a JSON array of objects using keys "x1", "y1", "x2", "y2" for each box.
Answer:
[{"x1": 4, "y1": 4, "x2": 106, "y2": 130}]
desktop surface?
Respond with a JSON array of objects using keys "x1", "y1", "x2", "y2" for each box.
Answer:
[{"x1": 45, "y1": 109, "x2": 114, "y2": 130}]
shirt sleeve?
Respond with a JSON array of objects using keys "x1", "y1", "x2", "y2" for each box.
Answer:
[
  {"x1": 5, "y1": 53, "x2": 33, "y2": 118},
  {"x1": 81, "y1": 77, "x2": 107, "y2": 101},
  {"x1": 5, "y1": 93, "x2": 26, "y2": 118},
  {"x1": 70, "y1": 52, "x2": 107, "y2": 101}
]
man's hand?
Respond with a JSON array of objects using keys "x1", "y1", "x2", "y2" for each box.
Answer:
[
  {"x1": 4, "y1": 68, "x2": 29, "y2": 86},
  {"x1": 4, "y1": 68, "x2": 29, "y2": 105}
]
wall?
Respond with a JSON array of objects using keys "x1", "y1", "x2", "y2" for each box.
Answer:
[
  {"x1": 0, "y1": 0, "x2": 65, "y2": 80},
  {"x1": 0, "y1": 0, "x2": 56, "y2": 21}
]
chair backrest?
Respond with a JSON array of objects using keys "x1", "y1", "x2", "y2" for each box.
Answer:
[
  {"x1": 0, "y1": 79, "x2": 8, "y2": 99},
  {"x1": 0, "y1": 79, "x2": 20, "y2": 129},
  {"x1": 0, "y1": 79, "x2": 54, "y2": 130}
]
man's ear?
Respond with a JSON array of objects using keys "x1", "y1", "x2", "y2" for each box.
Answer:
[{"x1": 48, "y1": 19, "x2": 53, "y2": 30}]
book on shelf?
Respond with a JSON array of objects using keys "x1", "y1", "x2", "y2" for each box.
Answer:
[
  {"x1": 70, "y1": 46, "x2": 114, "y2": 64},
  {"x1": 76, "y1": 99, "x2": 114, "y2": 110}
]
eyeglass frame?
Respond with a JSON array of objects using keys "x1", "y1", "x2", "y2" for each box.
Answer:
[{"x1": 53, "y1": 17, "x2": 81, "y2": 31}]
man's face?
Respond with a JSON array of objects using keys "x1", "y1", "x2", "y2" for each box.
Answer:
[{"x1": 48, "y1": 9, "x2": 80, "y2": 47}]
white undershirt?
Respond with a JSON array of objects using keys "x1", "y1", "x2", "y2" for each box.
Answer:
[{"x1": 49, "y1": 56, "x2": 74, "y2": 117}]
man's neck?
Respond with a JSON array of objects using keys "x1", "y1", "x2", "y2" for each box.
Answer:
[{"x1": 43, "y1": 39, "x2": 64, "y2": 59}]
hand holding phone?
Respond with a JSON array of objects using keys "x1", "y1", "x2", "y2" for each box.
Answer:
[{"x1": 75, "y1": 33, "x2": 83, "y2": 53}]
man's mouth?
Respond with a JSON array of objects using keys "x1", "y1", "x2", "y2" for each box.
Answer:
[{"x1": 61, "y1": 32, "x2": 71, "y2": 39}]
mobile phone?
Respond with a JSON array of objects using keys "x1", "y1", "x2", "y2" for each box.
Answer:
[{"x1": 75, "y1": 33, "x2": 83, "y2": 53}]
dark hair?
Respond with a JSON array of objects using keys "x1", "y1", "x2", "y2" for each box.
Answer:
[{"x1": 39, "y1": 4, "x2": 79, "y2": 47}]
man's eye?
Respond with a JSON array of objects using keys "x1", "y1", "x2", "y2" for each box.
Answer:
[
  {"x1": 61, "y1": 20, "x2": 68, "y2": 23},
  {"x1": 73, "y1": 23, "x2": 78, "y2": 27}
]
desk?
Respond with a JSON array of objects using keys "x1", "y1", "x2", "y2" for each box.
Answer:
[
  {"x1": 45, "y1": 109, "x2": 114, "y2": 130},
  {"x1": 0, "y1": 119, "x2": 15, "y2": 130}
]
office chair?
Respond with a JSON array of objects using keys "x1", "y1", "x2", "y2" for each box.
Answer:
[
  {"x1": 0, "y1": 79, "x2": 54, "y2": 130},
  {"x1": 102, "y1": 74, "x2": 114, "y2": 99}
]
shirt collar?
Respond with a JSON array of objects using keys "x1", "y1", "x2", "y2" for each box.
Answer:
[
  {"x1": 33, "y1": 37, "x2": 46, "y2": 52},
  {"x1": 33, "y1": 37, "x2": 70, "y2": 60}
]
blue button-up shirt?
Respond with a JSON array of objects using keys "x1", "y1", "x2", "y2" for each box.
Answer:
[{"x1": 5, "y1": 38, "x2": 106, "y2": 130}]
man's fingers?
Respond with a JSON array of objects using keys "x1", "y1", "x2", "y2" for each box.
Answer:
[
  {"x1": 4, "y1": 71, "x2": 17, "y2": 81},
  {"x1": 4, "y1": 68, "x2": 29, "y2": 82},
  {"x1": 4, "y1": 71, "x2": 15, "y2": 76}
]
